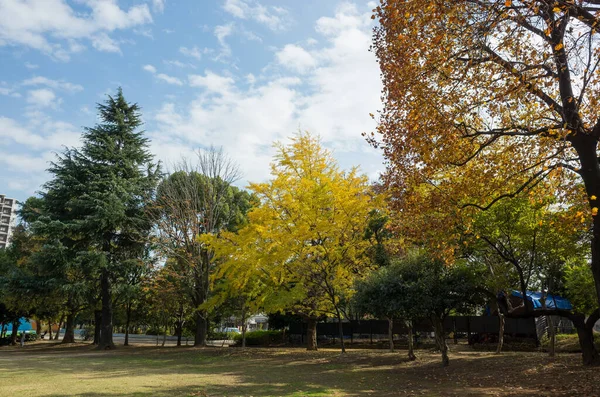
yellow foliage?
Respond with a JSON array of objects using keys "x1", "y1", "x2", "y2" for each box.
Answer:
[{"x1": 205, "y1": 132, "x2": 379, "y2": 318}]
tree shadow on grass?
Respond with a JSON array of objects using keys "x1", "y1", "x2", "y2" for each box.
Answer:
[{"x1": 2, "y1": 346, "x2": 598, "y2": 396}]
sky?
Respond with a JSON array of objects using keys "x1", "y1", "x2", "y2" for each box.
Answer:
[{"x1": 0, "y1": 0, "x2": 384, "y2": 203}]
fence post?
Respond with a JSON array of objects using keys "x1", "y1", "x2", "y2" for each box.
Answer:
[
  {"x1": 467, "y1": 317, "x2": 471, "y2": 341},
  {"x1": 453, "y1": 317, "x2": 458, "y2": 345}
]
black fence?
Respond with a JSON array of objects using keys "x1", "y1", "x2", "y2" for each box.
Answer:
[{"x1": 288, "y1": 316, "x2": 538, "y2": 341}]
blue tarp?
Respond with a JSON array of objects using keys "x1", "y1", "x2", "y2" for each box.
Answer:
[
  {"x1": 510, "y1": 291, "x2": 573, "y2": 310},
  {"x1": 5, "y1": 318, "x2": 33, "y2": 334}
]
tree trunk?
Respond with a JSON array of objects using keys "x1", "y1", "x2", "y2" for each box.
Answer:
[
  {"x1": 387, "y1": 317, "x2": 394, "y2": 353},
  {"x1": 54, "y1": 314, "x2": 64, "y2": 340},
  {"x1": 93, "y1": 310, "x2": 102, "y2": 345},
  {"x1": 407, "y1": 321, "x2": 416, "y2": 361},
  {"x1": 571, "y1": 311, "x2": 600, "y2": 366},
  {"x1": 61, "y1": 311, "x2": 76, "y2": 344},
  {"x1": 194, "y1": 310, "x2": 207, "y2": 347},
  {"x1": 48, "y1": 321, "x2": 52, "y2": 340},
  {"x1": 548, "y1": 315, "x2": 556, "y2": 358},
  {"x1": 575, "y1": 320, "x2": 599, "y2": 365},
  {"x1": 10, "y1": 319, "x2": 20, "y2": 345},
  {"x1": 432, "y1": 315, "x2": 449, "y2": 367},
  {"x1": 98, "y1": 270, "x2": 115, "y2": 350},
  {"x1": 124, "y1": 302, "x2": 132, "y2": 346},
  {"x1": 241, "y1": 306, "x2": 247, "y2": 349},
  {"x1": 496, "y1": 313, "x2": 505, "y2": 354},
  {"x1": 337, "y1": 311, "x2": 346, "y2": 354},
  {"x1": 176, "y1": 321, "x2": 182, "y2": 347},
  {"x1": 306, "y1": 318, "x2": 318, "y2": 351},
  {"x1": 35, "y1": 318, "x2": 42, "y2": 336}
]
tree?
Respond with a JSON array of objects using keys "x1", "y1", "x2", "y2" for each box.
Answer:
[
  {"x1": 152, "y1": 149, "x2": 253, "y2": 346},
  {"x1": 146, "y1": 261, "x2": 193, "y2": 347},
  {"x1": 466, "y1": 191, "x2": 589, "y2": 356},
  {"x1": 41, "y1": 89, "x2": 160, "y2": 349},
  {"x1": 354, "y1": 264, "x2": 418, "y2": 359},
  {"x1": 371, "y1": 0, "x2": 600, "y2": 365},
  {"x1": 207, "y1": 133, "x2": 378, "y2": 352},
  {"x1": 398, "y1": 251, "x2": 485, "y2": 366}
]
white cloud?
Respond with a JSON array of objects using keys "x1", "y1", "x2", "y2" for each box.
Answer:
[
  {"x1": 143, "y1": 64, "x2": 182, "y2": 85},
  {"x1": 223, "y1": 0, "x2": 290, "y2": 31},
  {"x1": 151, "y1": 3, "x2": 382, "y2": 184},
  {"x1": 0, "y1": 83, "x2": 20, "y2": 98},
  {"x1": 152, "y1": 0, "x2": 166, "y2": 13},
  {"x1": 188, "y1": 71, "x2": 235, "y2": 93},
  {"x1": 276, "y1": 44, "x2": 316, "y2": 74},
  {"x1": 0, "y1": 116, "x2": 80, "y2": 150},
  {"x1": 143, "y1": 64, "x2": 157, "y2": 74},
  {"x1": 179, "y1": 46, "x2": 202, "y2": 60},
  {"x1": 26, "y1": 89, "x2": 59, "y2": 109},
  {"x1": 24, "y1": 62, "x2": 39, "y2": 70},
  {"x1": 22, "y1": 76, "x2": 83, "y2": 93},
  {"x1": 214, "y1": 23, "x2": 234, "y2": 59},
  {"x1": 0, "y1": 0, "x2": 153, "y2": 60},
  {"x1": 163, "y1": 60, "x2": 196, "y2": 69},
  {"x1": 91, "y1": 33, "x2": 122, "y2": 53},
  {"x1": 156, "y1": 73, "x2": 183, "y2": 86}
]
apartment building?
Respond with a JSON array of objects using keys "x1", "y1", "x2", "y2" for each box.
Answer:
[{"x1": 0, "y1": 194, "x2": 17, "y2": 249}]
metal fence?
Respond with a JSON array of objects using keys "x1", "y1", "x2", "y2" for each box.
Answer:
[{"x1": 288, "y1": 316, "x2": 539, "y2": 343}]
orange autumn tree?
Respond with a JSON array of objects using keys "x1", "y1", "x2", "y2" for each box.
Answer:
[{"x1": 371, "y1": 1, "x2": 600, "y2": 365}]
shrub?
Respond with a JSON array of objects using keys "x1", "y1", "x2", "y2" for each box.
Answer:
[{"x1": 233, "y1": 330, "x2": 285, "y2": 346}]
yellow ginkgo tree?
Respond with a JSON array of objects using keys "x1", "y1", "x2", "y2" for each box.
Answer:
[{"x1": 205, "y1": 132, "x2": 379, "y2": 352}]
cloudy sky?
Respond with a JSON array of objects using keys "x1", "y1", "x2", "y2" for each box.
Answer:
[{"x1": 0, "y1": 0, "x2": 383, "y2": 202}]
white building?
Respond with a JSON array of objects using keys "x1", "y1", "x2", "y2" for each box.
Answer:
[{"x1": 0, "y1": 194, "x2": 17, "y2": 249}]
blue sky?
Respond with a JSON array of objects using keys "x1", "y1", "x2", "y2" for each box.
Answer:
[{"x1": 0, "y1": 0, "x2": 383, "y2": 202}]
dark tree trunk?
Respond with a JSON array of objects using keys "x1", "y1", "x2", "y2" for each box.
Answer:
[
  {"x1": 407, "y1": 320, "x2": 416, "y2": 361},
  {"x1": 124, "y1": 302, "x2": 132, "y2": 346},
  {"x1": 93, "y1": 310, "x2": 102, "y2": 345},
  {"x1": 194, "y1": 310, "x2": 207, "y2": 347},
  {"x1": 10, "y1": 319, "x2": 20, "y2": 345},
  {"x1": 496, "y1": 313, "x2": 505, "y2": 354},
  {"x1": 35, "y1": 318, "x2": 42, "y2": 336},
  {"x1": 48, "y1": 321, "x2": 52, "y2": 340},
  {"x1": 306, "y1": 318, "x2": 318, "y2": 351},
  {"x1": 54, "y1": 314, "x2": 64, "y2": 340},
  {"x1": 433, "y1": 315, "x2": 449, "y2": 367},
  {"x1": 573, "y1": 311, "x2": 600, "y2": 366},
  {"x1": 98, "y1": 270, "x2": 115, "y2": 350},
  {"x1": 61, "y1": 311, "x2": 76, "y2": 344},
  {"x1": 387, "y1": 317, "x2": 394, "y2": 352}
]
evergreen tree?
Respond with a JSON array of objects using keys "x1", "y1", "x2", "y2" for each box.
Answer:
[{"x1": 41, "y1": 89, "x2": 160, "y2": 349}]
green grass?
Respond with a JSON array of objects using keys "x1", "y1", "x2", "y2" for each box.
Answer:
[{"x1": 0, "y1": 342, "x2": 599, "y2": 396}]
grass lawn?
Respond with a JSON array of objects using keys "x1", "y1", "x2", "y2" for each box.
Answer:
[{"x1": 0, "y1": 342, "x2": 598, "y2": 396}]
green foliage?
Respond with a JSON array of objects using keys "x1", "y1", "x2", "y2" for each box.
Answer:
[
  {"x1": 565, "y1": 261, "x2": 599, "y2": 316},
  {"x1": 232, "y1": 330, "x2": 285, "y2": 346}
]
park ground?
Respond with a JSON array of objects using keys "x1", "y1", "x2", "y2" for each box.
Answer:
[{"x1": 0, "y1": 342, "x2": 598, "y2": 397}]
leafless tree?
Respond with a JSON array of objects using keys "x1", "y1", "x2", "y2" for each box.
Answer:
[{"x1": 152, "y1": 146, "x2": 241, "y2": 346}]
